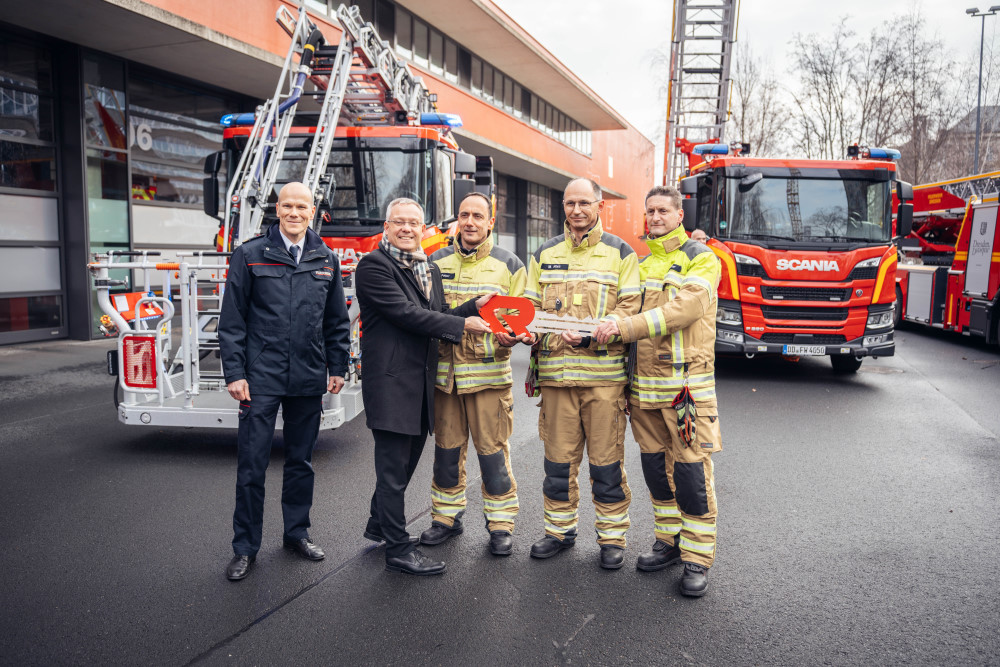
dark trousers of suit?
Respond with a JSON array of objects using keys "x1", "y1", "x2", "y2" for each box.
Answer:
[
  {"x1": 233, "y1": 394, "x2": 321, "y2": 556},
  {"x1": 367, "y1": 429, "x2": 428, "y2": 558}
]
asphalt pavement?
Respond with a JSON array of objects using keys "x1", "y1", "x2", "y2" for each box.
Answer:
[{"x1": 0, "y1": 327, "x2": 997, "y2": 666}]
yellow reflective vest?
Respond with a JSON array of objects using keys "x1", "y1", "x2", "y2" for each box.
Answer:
[
  {"x1": 614, "y1": 225, "x2": 721, "y2": 409},
  {"x1": 525, "y1": 219, "x2": 641, "y2": 387},
  {"x1": 431, "y1": 234, "x2": 526, "y2": 394}
]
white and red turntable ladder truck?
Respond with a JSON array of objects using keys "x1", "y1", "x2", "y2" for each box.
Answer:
[
  {"x1": 662, "y1": 0, "x2": 915, "y2": 372},
  {"x1": 893, "y1": 171, "x2": 1000, "y2": 346},
  {"x1": 89, "y1": 3, "x2": 492, "y2": 429}
]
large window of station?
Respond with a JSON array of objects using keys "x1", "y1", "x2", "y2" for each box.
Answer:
[
  {"x1": 303, "y1": 0, "x2": 592, "y2": 155},
  {"x1": 0, "y1": 33, "x2": 63, "y2": 343}
]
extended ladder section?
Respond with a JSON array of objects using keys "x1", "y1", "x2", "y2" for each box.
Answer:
[
  {"x1": 223, "y1": 3, "x2": 437, "y2": 249},
  {"x1": 938, "y1": 173, "x2": 1000, "y2": 203},
  {"x1": 663, "y1": 0, "x2": 738, "y2": 184}
]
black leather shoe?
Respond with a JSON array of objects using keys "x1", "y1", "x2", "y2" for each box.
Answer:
[
  {"x1": 489, "y1": 530, "x2": 513, "y2": 556},
  {"x1": 419, "y1": 520, "x2": 463, "y2": 545},
  {"x1": 679, "y1": 562, "x2": 709, "y2": 597},
  {"x1": 283, "y1": 537, "x2": 325, "y2": 561},
  {"x1": 226, "y1": 554, "x2": 255, "y2": 581},
  {"x1": 599, "y1": 545, "x2": 625, "y2": 570},
  {"x1": 363, "y1": 528, "x2": 419, "y2": 545},
  {"x1": 385, "y1": 549, "x2": 446, "y2": 576},
  {"x1": 636, "y1": 540, "x2": 682, "y2": 572},
  {"x1": 529, "y1": 535, "x2": 574, "y2": 559}
]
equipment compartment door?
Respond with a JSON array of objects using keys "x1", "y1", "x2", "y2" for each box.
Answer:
[{"x1": 965, "y1": 203, "x2": 998, "y2": 297}]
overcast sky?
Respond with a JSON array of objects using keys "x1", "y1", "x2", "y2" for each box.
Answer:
[{"x1": 493, "y1": 0, "x2": 992, "y2": 173}]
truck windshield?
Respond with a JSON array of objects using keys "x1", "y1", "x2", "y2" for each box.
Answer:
[
  {"x1": 722, "y1": 173, "x2": 891, "y2": 243},
  {"x1": 274, "y1": 136, "x2": 433, "y2": 227}
]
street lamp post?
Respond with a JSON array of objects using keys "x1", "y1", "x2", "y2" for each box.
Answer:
[{"x1": 967, "y1": 6, "x2": 1000, "y2": 175}]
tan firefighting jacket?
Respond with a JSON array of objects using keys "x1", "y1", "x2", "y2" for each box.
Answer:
[
  {"x1": 431, "y1": 234, "x2": 526, "y2": 394},
  {"x1": 524, "y1": 219, "x2": 641, "y2": 386},
  {"x1": 613, "y1": 224, "x2": 720, "y2": 408}
]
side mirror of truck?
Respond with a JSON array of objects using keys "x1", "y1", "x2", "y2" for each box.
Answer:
[
  {"x1": 203, "y1": 151, "x2": 224, "y2": 222},
  {"x1": 679, "y1": 176, "x2": 698, "y2": 195},
  {"x1": 453, "y1": 152, "x2": 476, "y2": 176},
  {"x1": 896, "y1": 203, "x2": 913, "y2": 238},
  {"x1": 896, "y1": 180, "x2": 913, "y2": 202},
  {"x1": 682, "y1": 197, "x2": 698, "y2": 232},
  {"x1": 453, "y1": 177, "x2": 475, "y2": 212}
]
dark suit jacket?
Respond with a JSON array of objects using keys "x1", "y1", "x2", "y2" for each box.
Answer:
[{"x1": 356, "y1": 247, "x2": 479, "y2": 435}]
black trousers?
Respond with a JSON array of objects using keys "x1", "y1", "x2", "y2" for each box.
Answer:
[
  {"x1": 367, "y1": 428, "x2": 428, "y2": 558},
  {"x1": 232, "y1": 393, "x2": 322, "y2": 556}
]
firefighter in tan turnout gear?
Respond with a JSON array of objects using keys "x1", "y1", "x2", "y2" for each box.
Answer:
[
  {"x1": 523, "y1": 178, "x2": 641, "y2": 570},
  {"x1": 595, "y1": 185, "x2": 722, "y2": 597},
  {"x1": 419, "y1": 192, "x2": 527, "y2": 556}
]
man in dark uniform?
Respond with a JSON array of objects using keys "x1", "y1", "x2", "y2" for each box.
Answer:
[
  {"x1": 356, "y1": 197, "x2": 491, "y2": 576},
  {"x1": 219, "y1": 181, "x2": 350, "y2": 581}
]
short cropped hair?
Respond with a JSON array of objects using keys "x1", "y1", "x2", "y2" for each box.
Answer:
[
  {"x1": 385, "y1": 197, "x2": 424, "y2": 222},
  {"x1": 460, "y1": 191, "x2": 492, "y2": 212},
  {"x1": 645, "y1": 185, "x2": 682, "y2": 211},
  {"x1": 565, "y1": 178, "x2": 602, "y2": 201}
]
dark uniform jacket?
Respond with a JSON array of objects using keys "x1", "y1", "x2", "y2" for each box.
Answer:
[
  {"x1": 356, "y1": 247, "x2": 478, "y2": 435},
  {"x1": 220, "y1": 225, "x2": 350, "y2": 396}
]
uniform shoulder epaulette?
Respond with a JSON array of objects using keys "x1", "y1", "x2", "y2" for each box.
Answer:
[
  {"x1": 599, "y1": 232, "x2": 637, "y2": 259},
  {"x1": 488, "y1": 245, "x2": 524, "y2": 274},
  {"x1": 533, "y1": 234, "x2": 565, "y2": 261},
  {"x1": 430, "y1": 245, "x2": 455, "y2": 262},
  {"x1": 680, "y1": 239, "x2": 712, "y2": 260}
]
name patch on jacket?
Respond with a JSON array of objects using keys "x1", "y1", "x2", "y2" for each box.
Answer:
[
  {"x1": 440, "y1": 272, "x2": 456, "y2": 279},
  {"x1": 313, "y1": 270, "x2": 333, "y2": 278},
  {"x1": 671, "y1": 264, "x2": 683, "y2": 272},
  {"x1": 541, "y1": 263, "x2": 569, "y2": 270}
]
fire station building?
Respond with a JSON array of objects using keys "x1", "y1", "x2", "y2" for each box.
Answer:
[{"x1": 0, "y1": 0, "x2": 655, "y2": 344}]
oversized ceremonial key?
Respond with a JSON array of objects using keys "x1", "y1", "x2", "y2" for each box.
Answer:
[
  {"x1": 529, "y1": 312, "x2": 599, "y2": 335},
  {"x1": 478, "y1": 295, "x2": 599, "y2": 336}
]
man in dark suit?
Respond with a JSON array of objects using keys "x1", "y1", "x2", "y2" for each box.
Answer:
[
  {"x1": 219, "y1": 181, "x2": 350, "y2": 581},
  {"x1": 356, "y1": 197, "x2": 491, "y2": 576}
]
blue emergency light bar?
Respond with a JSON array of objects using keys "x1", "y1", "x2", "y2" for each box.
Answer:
[
  {"x1": 692, "y1": 143, "x2": 730, "y2": 156},
  {"x1": 419, "y1": 113, "x2": 463, "y2": 128},
  {"x1": 866, "y1": 147, "x2": 901, "y2": 160},
  {"x1": 220, "y1": 113, "x2": 257, "y2": 127}
]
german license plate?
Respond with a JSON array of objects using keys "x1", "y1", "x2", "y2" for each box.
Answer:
[{"x1": 783, "y1": 345, "x2": 826, "y2": 356}]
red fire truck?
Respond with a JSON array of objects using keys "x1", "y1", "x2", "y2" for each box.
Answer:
[
  {"x1": 894, "y1": 172, "x2": 1000, "y2": 345},
  {"x1": 677, "y1": 142, "x2": 914, "y2": 372}
]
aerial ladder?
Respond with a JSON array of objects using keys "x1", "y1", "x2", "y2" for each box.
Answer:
[
  {"x1": 223, "y1": 3, "x2": 438, "y2": 249},
  {"x1": 663, "y1": 0, "x2": 739, "y2": 185},
  {"x1": 88, "y1": 3, "x2": 443, "y2": 430}
]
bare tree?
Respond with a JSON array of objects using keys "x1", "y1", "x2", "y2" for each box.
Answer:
[
  {"x1": 728, "y1": 42, "x2": 790, "y2": 157},
  {"x1": 852, "y1": 22, "x2": 905, "y2": 148},
  {"x1": 789, "y1": 19, "x2": 856, "y2": 159}
]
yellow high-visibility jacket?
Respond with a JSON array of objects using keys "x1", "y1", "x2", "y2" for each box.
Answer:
[
  {"x1": 614, "y1": 224, "x2": 720, "y2": 408},
  {"x1": 525, "y1": 219, "x2": 641, "y2": 387},
  {"x1": 431, "y1": 234, "x2": 526, "y2": 394}
]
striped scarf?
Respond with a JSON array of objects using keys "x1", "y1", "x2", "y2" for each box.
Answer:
[{"x1": 380, "y1": 237, "x2": 432, "y2": 300}]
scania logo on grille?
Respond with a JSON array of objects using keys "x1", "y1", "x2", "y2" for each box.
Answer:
[{"x1": 775, "y1": 259, "x2": 840, "y2": 271}]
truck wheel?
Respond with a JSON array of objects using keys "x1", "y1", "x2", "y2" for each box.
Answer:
[
  {"x1": 893, "y1": 285, "x2": 903, "y2": 329},
  {"x1": 831, "y1": 355, "x2": 863, "y2": 373}
]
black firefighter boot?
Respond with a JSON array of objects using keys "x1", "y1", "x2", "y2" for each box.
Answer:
[
  {"x1": 679, "y1": 562, "x2": 709, "y2": 597},
  {"x1": 636, "y1": 540, "x2": 682, "y2": 572}
]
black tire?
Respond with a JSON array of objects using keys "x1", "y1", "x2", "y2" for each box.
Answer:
[
  {"x1": 893, "y1": 285, "x2": 903, "y2": 329},
  {"x1": 831, "y1": 355, "x2": 863, "y2": 373}
]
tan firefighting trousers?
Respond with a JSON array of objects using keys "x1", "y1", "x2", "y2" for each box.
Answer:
[
  {"x1": 430, "y1": 386, "x2": 518, "y2": 533},
  {"x1": 629, "y1": 397, "x2": 721, "y2": 568},
  {"x1": 538, "y1": 384, "x2": 631, "y2": 547}
]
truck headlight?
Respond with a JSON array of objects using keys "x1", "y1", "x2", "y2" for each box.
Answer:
[
  {"x1": 866, "y1": 310, "x2": 893, "y2": 329},
  {"x1": 717, "y1": 307, "x2": 742, "y2": 326},
  {"x1": 855, "y1": 256, "x2": 881, "y2": 269},
  {"x1": 864, "y1": 334, "x2": 889, "y2": 346}
]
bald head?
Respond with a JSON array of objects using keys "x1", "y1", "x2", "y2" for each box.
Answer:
[
  {"x1": 278, "y1": 181, "x2": 312, "y2": 202},
  {"x1": 276, "y1": 181, "x2": 315, "y2": 244}
]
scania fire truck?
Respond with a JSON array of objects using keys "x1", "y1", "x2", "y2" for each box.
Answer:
[
  {"x1": 894, "y1": 171, "x2": 1000, "y2": 345},
  {"x1": 677, "y1": 143, "x2": 913, "y2": 372}
]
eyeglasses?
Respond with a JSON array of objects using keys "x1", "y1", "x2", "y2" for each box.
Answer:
[
  {"x1": 563, "y1": 199, "x2": 600, "y2": 210},
  {"x1": 386, "y1": 219, "x2": 424, "y2": 229}
]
